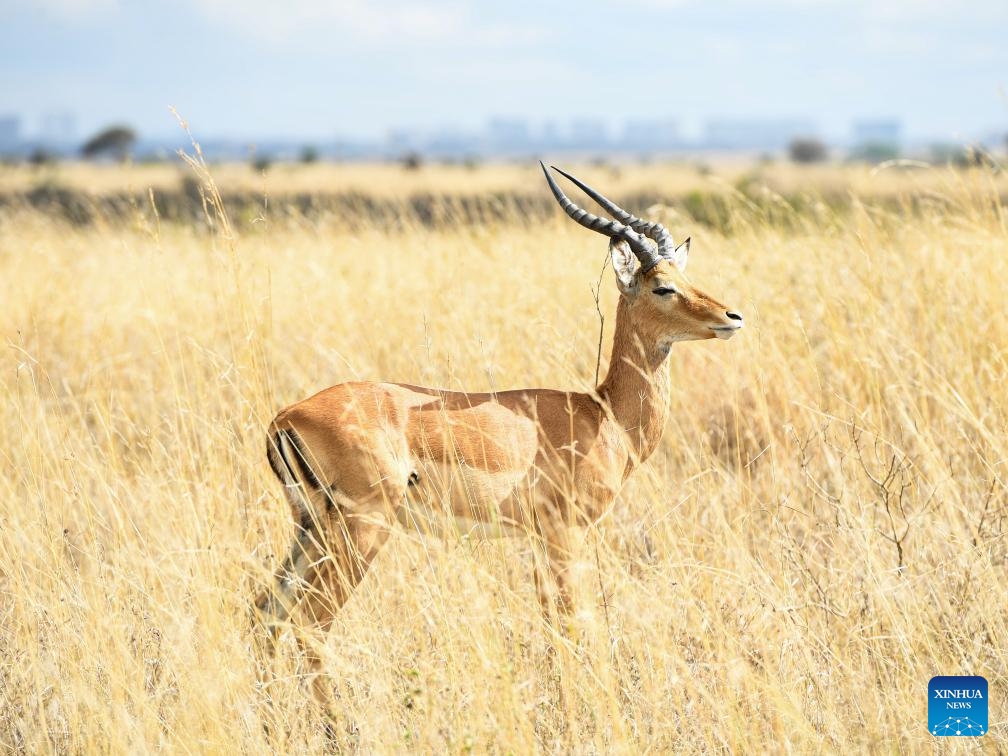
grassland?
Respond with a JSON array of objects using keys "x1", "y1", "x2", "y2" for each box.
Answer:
[{"x1": 1, "y1": 157, "x2": 1006, "y2": 753}]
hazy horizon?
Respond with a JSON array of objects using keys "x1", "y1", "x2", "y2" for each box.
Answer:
[{"x1": 2, "y1": 0, "x2": 1007, "y2": 145}]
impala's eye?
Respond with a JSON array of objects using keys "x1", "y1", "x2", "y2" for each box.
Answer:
[{"x1": 653, "y1": 286, "x2": 678, "y2": 296}]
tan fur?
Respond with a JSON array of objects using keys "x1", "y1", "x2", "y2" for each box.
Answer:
[{"x1": 255, "y1": 254, "x2": 741, "y2": 708}]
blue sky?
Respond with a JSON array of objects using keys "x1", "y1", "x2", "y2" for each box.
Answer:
[{"x1": 1, "y1": 0, "x2": 1006, "y2": 143}]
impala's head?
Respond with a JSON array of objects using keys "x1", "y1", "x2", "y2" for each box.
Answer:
[{"x1": 542, "y1": 162, "x2": 743, "y2": 348}]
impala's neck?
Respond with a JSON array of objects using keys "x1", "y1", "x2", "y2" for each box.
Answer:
[{"x1": 596, "y1": 296, "x2": 673, "y2": 470}]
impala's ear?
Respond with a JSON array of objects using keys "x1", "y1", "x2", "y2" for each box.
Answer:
[
  {"x1": 668, "y1": 237, "x2": 690, "y2": 272},
  {"x1": 609, "y1": 238, "x2": 641, "y2": 295}
]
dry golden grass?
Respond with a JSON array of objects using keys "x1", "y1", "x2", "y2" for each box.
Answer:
[{"x1": 1, "y1": 160, "x2": 1006, "y2": 753}]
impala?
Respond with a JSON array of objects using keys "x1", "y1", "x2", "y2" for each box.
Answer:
[{"x1": 255, "y1": 163, "x2": 742, "y2": 662}]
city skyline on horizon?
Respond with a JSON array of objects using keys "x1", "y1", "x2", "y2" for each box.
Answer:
[
  {"x1": 0, "y1": 110, "x2": 946, "y2": 161},
  {"x1": 2, "y1": 1, "x2": 1006, "y2": 147}
]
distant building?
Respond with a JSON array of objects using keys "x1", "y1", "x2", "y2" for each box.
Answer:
[
  {"x1": 39, "y1": 111, "x2": 76, "y2": 146},
  {"x1": 427, "y1": 127, "x2": 473, "y2": 156},
  {"x1": 703, "y1": 118, "x2": 817, "y2": 150},
  {"x1": 569, "y1": 119, "x2": 608, "y2": 149},
  {"x1": 851, "y1": 119, "x2": 902, "y2": 147},
  {"x1": 622, "y1": 120, "x2": 681, "y2": 150},
  {"x1": 540, "y1": 120, "x2": 563, "y2": 149},
  {"x1": 0, "y1": 115, "x2": 21, "y2": 151},
  {"x1": 486, "y1": 118, "x2": 531, "y2": 150},
  {"x1": 386, "y1": 129, "x2": 423, "y2": 153}
]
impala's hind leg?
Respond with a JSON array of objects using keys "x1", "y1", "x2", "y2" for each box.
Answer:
[
  {"x1": 291, "y1": 503, "x2": 393, "y2": 714},
  {"x1": 255, "y1": 483, "x2": 396, "y2": 630},
  {"x1": 254, "y1": 475, "x2": 323, "y2": 626},
  {"x1": 255, "y1": 432, "x2": 329, "y2": 629},
  {"x1": 259, "y1": 426, "x2": 413, "y2": 713},
  {"x1": 294, "y1": 505, "x2": 392, "y2": 629},
  {"x1": 256, "y1": 483, "x2": 396, "y2": 713},
  {"x1": 257, "y1": 423, "x2": 411, "y2": 712}
]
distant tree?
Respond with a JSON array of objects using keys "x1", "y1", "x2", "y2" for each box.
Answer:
[
  {"x1": 252, "y1": 154, "x2": 273, "y2": 172},
  {"x1": 401, "y1": 151, "x2": 423, "y2": 171},
  {"x1": 789, "y1": 137, "x2": 827, "y2": 164},
  {"x1": 80, "y1": 125, "x2": 136, "y2": 161},
  {"x1": 28, "y1": 147, "x2": 57, "y2": 166},
  {"x1": 300, "y1": 145, "x2": 319, "y2": 164}
]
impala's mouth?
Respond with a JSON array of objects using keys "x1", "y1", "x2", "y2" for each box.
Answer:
[{"x1": 710, "y1": 324, "x2": 742, "y2": 340}]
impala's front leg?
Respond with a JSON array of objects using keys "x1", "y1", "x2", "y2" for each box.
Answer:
[{"x1": 533, "y1": 518, "x2": 576, "y2": 624}]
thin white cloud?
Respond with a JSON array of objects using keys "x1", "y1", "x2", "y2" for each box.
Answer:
[
  {"x1": 630, "y1": 0, "x2": 1007, "y2": 16},
  {"x1": 6, "y1": 0, "x2": 118, "y2": 16},
  {"x1": 187, "y1": 0, "x2": 540, "y2": 47}
]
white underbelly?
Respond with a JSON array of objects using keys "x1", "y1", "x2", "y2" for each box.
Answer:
[
  {"x1": 396, "y1": 512, "x2": 530, "y2": 540},
  {"x1": 397, "y1": 460, "x2": 531, "y2": 539}
]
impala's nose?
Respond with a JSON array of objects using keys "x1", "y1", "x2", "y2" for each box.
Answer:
[{"x1": 711, "y1": 311, "x2": 743, "y2": 339}]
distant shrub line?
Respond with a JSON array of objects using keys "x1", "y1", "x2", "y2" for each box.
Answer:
[{"x1": 0, "y1": 181, "x2": 1002, "y2": 234}]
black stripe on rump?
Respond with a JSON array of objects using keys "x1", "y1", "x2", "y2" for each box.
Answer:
[
  {"x1": 266, "y1": 430, "x2": 295, "y2": 484},
  {"x1": 284, "y1": 429, "x2": 323, "y2": 491},
  {"x1": 266, "y1": 428, "x2": 323, "y2": 491}
]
